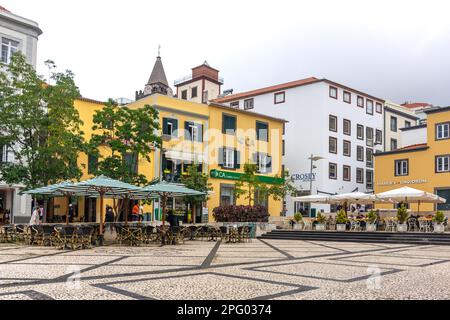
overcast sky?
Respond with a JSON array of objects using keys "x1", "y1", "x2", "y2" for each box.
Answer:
[{"x1": 4, "y1": 0, "x2": 450, "y2": 105}]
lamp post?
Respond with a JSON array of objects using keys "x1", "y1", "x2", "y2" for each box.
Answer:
[{"x1": 308, "y1": 154, "x2": 324, "y2": 217}]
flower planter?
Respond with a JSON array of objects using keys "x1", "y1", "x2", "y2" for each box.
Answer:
[
  {"x1": 434, "y1": 224, "x2": 445, "y2": 233},
  {"x1": 366, "y1": 224, "x2": 377, "y2": 232},
  {"x1": 294, "y1": 224, "x2": 303, "y2": 230},
  {"x1": 315, "y1": 224, "x2": 325, "y2": 231},
  {"x1": 397, "y1": 223, "x2": 408, "y2": 232},
  {"x1": 336, "y1": 224, "x2": 347, "y2": 232}
]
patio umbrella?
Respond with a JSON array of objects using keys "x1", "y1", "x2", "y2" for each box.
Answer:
[
  {"x1": 131, "y1": 182, "x2": 206, "y2": 226},
  {"x1": 291, "y1": 194, "x2": 333, "y2": 204},
  {"x1": 22, "y1": 181, "x2": 80, "y2": 225},
  {"x1": 58, "y1": 176, "x2": 144, "y2": 237},
  {"x1": 376, "y1": 186, "x2": 446, "y2": 214}
]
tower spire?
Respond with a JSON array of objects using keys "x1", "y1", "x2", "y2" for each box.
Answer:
[{"x1": 158, "y1": 45, "x2": 161, "y2": 58}]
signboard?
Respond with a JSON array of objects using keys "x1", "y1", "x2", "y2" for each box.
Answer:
[
  {"x1": 210, "y1": 170, "x2": 283, "y2": 185},
  {"x1": 202, "y1": 207, "x2": 209, "y2": 223},
  {"x1": 291, "y1": 173, "x2": 317, "y2": 183},
  {"x1": 377, "y1": 179, "x2": 428, "y2": 186}
]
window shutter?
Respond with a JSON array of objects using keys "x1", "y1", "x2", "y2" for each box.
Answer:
[
  {"x1": 172, "y1": 119, "x2": 178, "y2": 137},
  {"x1": 185, "y1": 121, "x2": 191, "y2": 140},
  {"x1": 235, "y1": 150, "x2": 241, "y2": 169},
  {"x1": 218, "y1": 148, "x2": 224, "y2": 167},
  {"x1": 163, "y1": 119, "x2": 168, "y2": 135},
  {"x1": 266, "y1": 156, "x2": 272, "y2": 174},
  {"x1": 197, "y1": 124, "x2": 203, "y2": 142}
]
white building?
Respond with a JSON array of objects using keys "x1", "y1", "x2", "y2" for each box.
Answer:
[
  {"x1": 0, "y1": 6, "x2": 42, "y2": 224},
  {"x1": 383, "y1": 101, "x2": 419, "y2": 152},
  {"x1": 214, "y1": 77, "x2": 385, "y2": 216}
]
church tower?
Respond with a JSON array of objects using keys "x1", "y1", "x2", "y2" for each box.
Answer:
[{"x1": 136, "y1": 54, "x2": 173, "y2": 100}]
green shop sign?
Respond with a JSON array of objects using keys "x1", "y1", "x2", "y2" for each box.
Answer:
[{"x1": 210, "y1": 170, "x2": 283, "y2": 185}]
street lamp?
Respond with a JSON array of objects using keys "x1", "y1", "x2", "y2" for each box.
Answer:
[{"x1": 308, "y1": 154, "x2": 325, "y2": 217}]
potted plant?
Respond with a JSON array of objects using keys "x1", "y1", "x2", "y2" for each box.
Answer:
[
  {"x1": 335, "y1": 210, "x2": 348, "y2": 232},
  {"x1": 315, "y1": 213, "x2": 327, "y2": 231},
  {"x1": 366, "y1": 210, "x2": 378, "y2": 232},
  {"x1": 397, "y1": 205, "x2": 409, "y2": 232},
  {"x1": 293, "y1": 213, "x2": 303, "y2": 230},
  {"x1": 433, "y1": 211, "x2": 446, "y2": 233}
]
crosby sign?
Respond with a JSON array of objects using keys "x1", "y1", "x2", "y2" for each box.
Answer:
[{"x1": 291, "y1": 173, "x2": 317, "y2": 183}]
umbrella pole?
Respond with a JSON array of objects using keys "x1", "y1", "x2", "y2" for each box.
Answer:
[
  {"x1": 125, "y1": 197, "x2": 129, "y2": 225},
  {"x1": 99, "y1": 191, "x2": 105, "y2": 246},
  {"x1": 66, "y1": 195, "x2": 70, "y2": 225},
  {"x1": 418, "y1": 200, "x2": 421, "y2": 216},
  {"x1": 162, "y1": 195, "x2": 166, "y2": 227}
]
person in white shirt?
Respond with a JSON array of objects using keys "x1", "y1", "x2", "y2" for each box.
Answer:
[{"x1": 29, "y1": 207, "x2": 41, "y2": 226}]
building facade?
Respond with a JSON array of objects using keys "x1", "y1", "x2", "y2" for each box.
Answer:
[
  {"x1": 383, "y1": 101, "x2": 419, "y2": 152},
  {"x1": 374, "y1": 106, "x2": 450, "y2": 214},
  {"x1": 0, "y1": 6, "x2": 42, "y2": 223},
  {"x1": 50, "y1": 57, "x2": 285, "y2": 224},
  {"x1": 214, "y1": 78, "x2": 385, "y2": 216}
]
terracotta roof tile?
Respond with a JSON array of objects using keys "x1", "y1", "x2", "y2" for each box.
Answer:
[
  {"x1": 0, "y1": 5, "x2": 10, "y2": 12},
  {"x1": 213, "y1": 77, "x2": 320, "y2": 103},
  {"x1": 401, "y1": 102, "x2": 433, "y2": 109},
  {"x1": 398, "y1": 143, "x2": 428, "y2": 151}
]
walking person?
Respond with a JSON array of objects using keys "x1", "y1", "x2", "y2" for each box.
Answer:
[
  {"x1": 29, "y1": 207, "x2": 41, "y2": 226},
  {"x1": 132, "y1": 203, "x2": 139, "y2": 222}
]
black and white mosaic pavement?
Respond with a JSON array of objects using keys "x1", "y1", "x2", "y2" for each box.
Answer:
[{"x1": 0, "y1": 239, "x2": 449, "y2": 300}]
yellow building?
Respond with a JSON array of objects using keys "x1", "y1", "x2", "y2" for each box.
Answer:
[
  {"x1": 374, "y1": 106, "x2": 450, "y2": 214},
  {"x1": 51, "y1": 57, "x2": 286, "y2": 223}
]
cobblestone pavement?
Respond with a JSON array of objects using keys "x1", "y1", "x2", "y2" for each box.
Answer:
[{"x1": 0, "y1": 239, "x2": 449, "y2": 300}]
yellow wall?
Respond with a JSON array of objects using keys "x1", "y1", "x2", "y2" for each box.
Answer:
[
  {"x1": 55, "y1": 95, "x2": 284, "y2": 223},
  {"x1": 374, "y1": 108, "x2": 450, "y2": 213}
]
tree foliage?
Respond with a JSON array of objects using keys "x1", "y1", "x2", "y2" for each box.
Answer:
[
  {"x1": 87, "y1": 98, "x2": 161, "y2": 185},
  {"x1": 0, "y1": 53, "x2": 85, "y2": 189},
  {"x1": 180, "y1": 164, "x2": 212, "y2": 206}
]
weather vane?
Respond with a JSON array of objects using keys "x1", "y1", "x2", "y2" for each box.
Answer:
[{"x1": 158, "y1": 45, "x2": 161, "y2": 57}]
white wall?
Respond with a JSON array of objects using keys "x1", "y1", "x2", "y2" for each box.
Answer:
[
  {"x1": 401, "y1": 126, "x2": 427, "y2": 148},
  {"x1": 223, "y1": 81, "x2": 384, "y2": 215}
]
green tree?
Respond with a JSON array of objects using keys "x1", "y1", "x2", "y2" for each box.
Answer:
[
  {"x1": 268, "y1": 169, "x2": 298, "y2": 214},
  {"x1": 180, "y1": 164, "x2": 212, "y2": 223},
  {"x1": 234, "y1": 163, "x2": 268, "y2": 206},
  {"x1": 88, "y1": 98, "x2": 162, "y2": 185},
  {"x1": 0, "y1": 53, "x2": 85, "y2": 189}
]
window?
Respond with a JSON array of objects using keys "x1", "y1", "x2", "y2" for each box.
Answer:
[
  {"x1": 222, "y1": 114, "x2": 237, "y2": 135},
  {"x1": 436, "y1": 155, "x2": 450, "y2": 173},
  {"x1": 163, "y1": 118, "x2": 178, "y2": 137},
  {"x1": 366, "y1": 170, "x2": 374, "y2": 190},
  {"x1": 343, "y1": 119, "x2": 351, "y2": 136},
  {"x1": 357, "y1": 146, "x2": 364, "y2": 162},
  {"x1": 185, "y1": 121, "x2": 203, "y2": 142},
  {"x1": 436, "y1": 122, "x2": 450, "y2": 140},
  {"x1": 366, "y1": 148, "x2": 374, "y2": 168},
  {"x1": 356, "y1": 168, "x2": 364, "y2": 184},
  {"x1": 343, "y1": 140, "x2": 351, "y2": 157},
  {"x1": 282, "y1": 140, "x2": 286, "y2": 156},
  {"x1": 124, "y1": 153, "x2": 138, "y2": 175},
  {"x1": 181, "y1": 90, "x2": 188, "y2": 100},
  {"x1": 376, "y1": 102, "x2": 383, "y2": 114},
  {"x1": 395, "y1": 159, "x2": 409, "y2": 176},
  {"x1": 329, "y1": 86, "x2": 338, "y2": 99},
  {"x1": 256, "y1": 153, "x2": 272, "y2": 174},
  {"x1": 366, "y1": 99, "x2": 374, "y2": 115},
  {"x1": 220, "y1": 184, "x2": 235, "y2": 206},
  {"x1": 256, "y1": 121, "x2": 269, "y2": 142},
  {"x1": 274, "y1": 92, "x2": 285, "y2": 104},
  {"x1": 0, "y1": 145, "x2": 8, "y2": 163},
  {"x1": 1, "y1": 38, "x2": 19, "y2": 64},
  {"x1": 202, "y1": 91, "x2": 209, "y2": 104},
  {"x1": 405, "y1": 121, "x2": 411, "y2": 128},
  {"x1": 230, "y1": 101, "x2": 239, "y2": 108},
  {"x1": 329, "y1": 115, "x2": 337, "y2": 132},
  {"x1": 437, "y1": 189, "x2": 450, "y2": 211},
  {"x1": 357, "y1": 124, "x2": 364, "y2": 140},
  {"x1": 329, "y1": 163, "x2": 337, "y2": 180},
  {"x1": 329, "y1": 137, "x2": 337, "y2": 154},
  {"x1": 391, "y1": 116, "x2": 398, "y2": 132},
  {"x1": 357, "y1": 96, "x2": 364, "y2": 108},
  {"x1": 343, "y1": 165, "x2": 351, "y2": 182},
  {"x1": 223, "y1": 148, "x2": 236, "y2": 169},
  {"x1": 366, "y1": 127, "x2": 374, "y2": 147},
  {"x1": 244, "y1": 99, "x2": 254, "y2": 110},
  {"x1": 375, "y1": 129, "x2": 383, "y2": 145},
  {"x1": 391, "y1": 139, "x2": 398, "y2": 151},
  {"x1": 88, "y1": 154, "x2": 98, "y2": 175},
  {"x1": 343, "y1": 91, "x2": 351, "y2": 104},
  {"x1": 191, "y1": 87, "x2": 198, "y2": 98}
]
